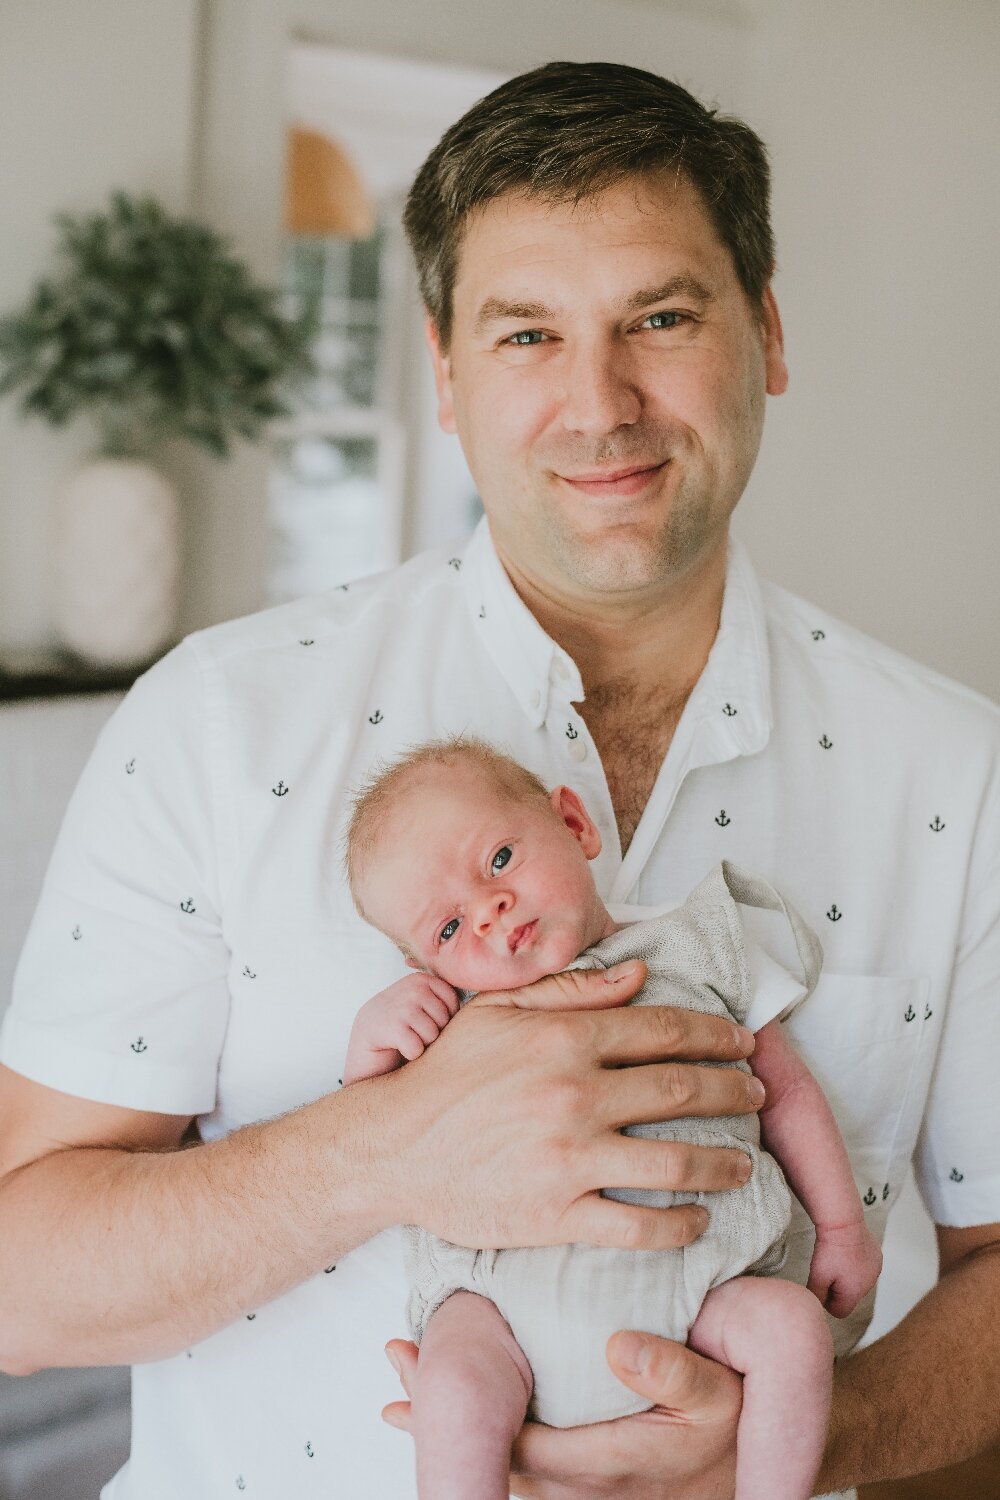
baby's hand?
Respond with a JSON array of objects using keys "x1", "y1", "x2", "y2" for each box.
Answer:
[
  {"x1": 808, "y1": 1220, "x2": 883, "y2": 1318},
  {"x1": 342, "y1": 973, "x2": 460, "y2": 1085}
]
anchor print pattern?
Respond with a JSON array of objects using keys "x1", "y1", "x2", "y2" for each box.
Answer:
[
  {"x1": 131, "y1": 1037, "x2": 147, "y2": 1054},
  {"x1": 863, "y1": 1187, "x2": 876, "y2": 1206},
  {"x1": 305, "y1": 1442, "x2": 315, "y2": 1458},
  {"x1": 904, "y1": 1005, "x2": 916, "y2": 1022},
  {"x1": 243, "y1": 966, "x2": 257, "y2": 980},
  {"x1": 818, "y1": 735, "x2": 833, "y2": 750},
  {"x1": 478, "y1": 605, "x2": 486, "y2": 619},
  {"x1": 180, "y1": 898, "x2": 196, "y2": 915},
  {"x1": 950, "y1": 1168, "x2": 964, "y2": 1182},
  {"x1": 272, "y1": 781, "x2": 289, "y2": 797},
  {"x1": 236, "y1": 1479, "x2": 246, "y2": 1492},
  {"x1": 368, "y1": 710, "x2": 383, "y2": 725},
  {"x1": 299, "y1": 638, "x2": 314, "y2": 646},
  {"x1": 924, "y1": 1004, "x2": 933, "y2": 1020},
  {"x1": 826, "y1": 905, "x2": 842, "y2": 922},
  {"x1": 125, "y1": 758, "x2": 136, "y2": 774},
  {"x1": 715, "y1": 810, "x2": 731, "y2": 827},
  {"x1": 811, "y1": 629, "x2": 826, "y2": 641},
  {"x1": 722, "y1": 702, "x2": 738, "y2": 717},
  {"x1": 565, "y1": 722, "x2": 579, "y2": 741},
  {"x1": 72, "y1": 925, "x2": 82, "y2": 941},
  {"x1": 246, "y1": 1313, "x2": 256, "y2": 1321},
  {"x1": 882, "y1": 1183, "x2": 890, "y2": 1201},
  {"x1": 448, "y1": 557, "x2": 462, "y2": 571},
  {"x1": 929, "y1": 816, "x2": 945, "y2": 832},
  {"x1": 324, "y1": 1264, "x2": 337, "y2": 1274}
]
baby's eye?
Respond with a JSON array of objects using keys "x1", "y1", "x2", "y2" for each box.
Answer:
[
  {"x1": 439, "y1": 918, "x2": 460, "y2": 944},
  {"x1": 491, "y1": 846, "x2": 512, "y2": 873}
]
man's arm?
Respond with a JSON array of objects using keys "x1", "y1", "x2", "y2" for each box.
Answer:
[{"x1": 0, "y1": 968, "x2": 759, "y2": 1376}]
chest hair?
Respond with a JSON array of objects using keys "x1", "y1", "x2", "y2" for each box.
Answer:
[{"x1": 580, "y1": 677, "x2": 693, "y2": 856}]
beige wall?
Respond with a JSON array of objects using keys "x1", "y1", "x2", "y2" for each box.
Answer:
[
  {"x1": 0, "y1": 0, "x2": 997, "y2": 700},
  {"x1": 0, "y1": 0, "x2": 199, "y2": 649}
]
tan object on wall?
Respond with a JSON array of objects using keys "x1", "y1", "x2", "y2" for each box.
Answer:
[{"x1": 285, "y1": 126, "x2": 375, "y2": 237}]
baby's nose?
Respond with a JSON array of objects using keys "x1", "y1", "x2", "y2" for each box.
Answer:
[{"x1": 473, "y1": 889, "x2": 514, "y2": 934}]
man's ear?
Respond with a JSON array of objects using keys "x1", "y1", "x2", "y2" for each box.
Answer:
[
  {"x1": 761, "y1": 286, "x2": 788, "y2": 396},
  {"x1": 550, "y1": 785, "x2": 603, "y2": 860},
  {"x1": 425, "y1": 315, "x2": 457, "y2": 434}
]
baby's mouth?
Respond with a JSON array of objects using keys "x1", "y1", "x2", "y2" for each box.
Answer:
[{"x1": 508, "y1": 920, "x2": 537, "y2": 954}]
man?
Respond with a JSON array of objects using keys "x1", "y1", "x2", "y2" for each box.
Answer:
[{"x1": 1, "y1": 61, "x2": 998, "y2": 1500}]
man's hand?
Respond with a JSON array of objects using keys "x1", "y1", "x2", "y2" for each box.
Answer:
[
  {"x1": 342, "y1": 973, "x2": 460, "y2": 1084},
  {"x1": 370, "y1": 960, "x2": 760, "y2": 1253},
  {"x1": 383, "y1": 1330, "x2": 742, "y2": 1500}
]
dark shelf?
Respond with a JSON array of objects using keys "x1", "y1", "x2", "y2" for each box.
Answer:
[{"x1": 0, "y1": 653, "x2": 153, "y2": 703}]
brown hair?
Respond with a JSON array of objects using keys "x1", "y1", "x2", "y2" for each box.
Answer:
[
  {"x1": 403, "y1": 59, "x2": 775, "y2": 349},
  {"x1": 343, "y1": 735, "x2": 550, "y2": 929}
]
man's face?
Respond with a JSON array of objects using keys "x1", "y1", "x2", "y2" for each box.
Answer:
[
  {"x1": 427, "y1": 173, "x2": 787, "y2": 603},
  {"x1": 356, "y1": 764, "x2": 608, "y2": 992}
]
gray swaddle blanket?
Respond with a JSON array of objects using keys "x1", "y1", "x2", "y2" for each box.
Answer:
[{"x1": 402, "y1": 861, "x2": 823, "y2": 1427}]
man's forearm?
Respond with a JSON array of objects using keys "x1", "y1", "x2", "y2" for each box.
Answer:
[
  {"x1": 818, "y1": 1245, "x2": 1000, "y2": 1491},
  {"x1": 0, "y1": 1083, "x2": 399, "y2": 1373}
]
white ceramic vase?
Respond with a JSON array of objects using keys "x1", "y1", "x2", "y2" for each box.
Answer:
[{"x1": 54, "y1": 457, "x2": 181, "y2": 669}]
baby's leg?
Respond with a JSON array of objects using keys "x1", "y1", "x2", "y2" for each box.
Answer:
[
  {"x1": 410, "y1": 1289, "x2": 533, "y2": 1500},
  {"x1": 688, "y1": 1276, "x2": 833, "y2": 1500}
]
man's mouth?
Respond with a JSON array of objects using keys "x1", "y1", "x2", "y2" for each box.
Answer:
[
  {"x1": 508, "y1": 920, "x2": 537, "y2": 954},
  {"x1": 557, "y1": 462, "x2": 667, "y2": 498}
]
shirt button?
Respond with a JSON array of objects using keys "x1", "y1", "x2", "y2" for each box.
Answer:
[
  {"x1": 568, "y1": 736, "x2": 587, "y2": 762},
  {"x1": 530, "y1": 689, "x2": 541, "y2": 709}
]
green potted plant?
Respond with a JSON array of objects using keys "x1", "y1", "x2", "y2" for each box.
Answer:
[{"x1": 0, "y1": 191, "x2": 314, "y2": 667}]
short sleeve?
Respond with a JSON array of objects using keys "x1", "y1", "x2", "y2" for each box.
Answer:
[
  {"x1": 913, "y1": 767, "x2": 1000, "y2": 1227},
  {"x1": 743, "y1": 941, "x2": 810, "y2": 1033},
  {"x1": 0, "y1": 641, "x2": 231, "y2": 1114}
]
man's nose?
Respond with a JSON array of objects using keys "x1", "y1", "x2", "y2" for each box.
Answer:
[
  {"x1": 560, "y1": 339, "x2": 641, "y2": 435},
  {"x1": 473, "y1": 888, "x2": 514, "y2": 935}
]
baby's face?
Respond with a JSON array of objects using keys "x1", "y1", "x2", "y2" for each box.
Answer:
[{"x1": 357, "y1": 763, "x2": 612, "y2": 991}]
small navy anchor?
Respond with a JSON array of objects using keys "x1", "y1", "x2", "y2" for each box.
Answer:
[
  {"x1": 272, "y1": 781, "x2": 289, "y2": 797},
  {"x1": 125, "y1": 758, "x2": 136, "y2": 774},
  {"x1": 478, "y1": 605, "x2": 486, "y2": 619},
  {"x1": 818, "y1": 735, "x2": 833, "y2": 749},
  {"x1": 722, "y1": 702, "x2": 738, "y2": 717},
  {"x1": 565, "y1": 723, "x2": 579, "y2": 740},
  {"x1": 72, "y1": 925, "x2": 82, "y2": 941},
  {"x1": 337, "y1": 1078, "x2": 343, "y2": 1087},
  {"x1": 811, "y1": 629, "x2": 826, "y2": 641},
  {"x1": 368, "y1": 710, "x2": 383, "y2": 725},
  {"x1": 826, "y1": 905, "x2": 842, "y2": 922},
  {"x1": 243, "y1": 966, "x2": 256, "y2": 980},
  {"x1": 863, "y1": 1187, "x2": 876, "y2": 1206},
  {"x1": 337, "y1": 583, "x2": 349, "y2": 592},
  {"x1": 131, "y1": 1036, "x2": 148, "y2": 1054},
  {"x1": 882, "y1": 1183, "x2": 890, "y2": 1201},
  {"x1": 180, "y1": 898, "x2": 196, "y2": 914},
  {"x1": 904, "y1": 1005, "x2": 916, "y2": 1022},
  {"x1": 950, "y1": 1168, "x2": 964, "y2": 1183},
  {"x1": 924, "y1": 1003, "x2": 933, "y2": 1020},
  {"x1": 246, "y1": 1313, "x2": 256, "y2": 1321},
  {"x1": 305, "y1": 1443, "x2": 315, "y2": 1458},
  {"x1": 448, "y1": 557, "x2": 462, "y2": 571},
  {"x1": 715, "y1": 810, "x2": 731, "y2": 827},
  {"x1": 299, "y1": 638, "x2": 314, "y2": 646},
  {"x1": 324, "y1": 1264, "x2": 337, "y2": 1274},
  {"x1": 929, "y1": 816, "x2": 945, "y2": 832},
  {"x1": 236, "y1": 1479, "x2": 246, "y2": 1492}
]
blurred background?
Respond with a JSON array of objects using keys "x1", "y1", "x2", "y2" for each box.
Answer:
[{"x1": 0, "y1": 2, "x2": 997, "y2": 1497}]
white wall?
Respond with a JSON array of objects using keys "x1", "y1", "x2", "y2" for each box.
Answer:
[{"x1": 0, "y1": 0, "x2": 199, "y2": 651}]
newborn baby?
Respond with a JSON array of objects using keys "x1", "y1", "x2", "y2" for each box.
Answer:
[{"x1": 343, "y1": 737, "x2": 881, "y2": 1500}]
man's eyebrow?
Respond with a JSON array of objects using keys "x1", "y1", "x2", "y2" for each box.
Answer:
[{"x1": 473, "y1": 277, "x2": 714, "y2": 334}]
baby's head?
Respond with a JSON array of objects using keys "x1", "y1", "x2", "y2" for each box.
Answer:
[{"x1": 345, "y1": 737, "x2": 614, "y2": 991}]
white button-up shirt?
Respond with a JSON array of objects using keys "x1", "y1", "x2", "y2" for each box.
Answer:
[{"x1": 3, "y1": 519, "x2": 998, "y2": 1500}]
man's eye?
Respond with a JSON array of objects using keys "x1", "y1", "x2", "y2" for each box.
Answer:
[
  {"x1": 506, "y1": 330, "x2": 545, "y2": 346},
  {"x1": 491, "y1": 846, "x2": 512, "y2": 873},
  {"x1": 643, "y1": 310, "x2": 686, "y2": 330},
  {"x1": 439, "y1": 918, "x2": 460, "y2": 944}
]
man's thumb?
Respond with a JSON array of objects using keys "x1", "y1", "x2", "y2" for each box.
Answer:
[{"x1": 606, "y1": 1331, "x2": 741, "y2": 1418}]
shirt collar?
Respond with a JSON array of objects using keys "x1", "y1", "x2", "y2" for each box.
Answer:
[{"x1": 459, "y1": 517, "x2": 772, "y2": 756}]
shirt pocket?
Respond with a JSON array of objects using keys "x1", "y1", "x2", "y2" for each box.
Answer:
[{"x1": 780, "y1": 972, "x2": 931, "y2": 1202}]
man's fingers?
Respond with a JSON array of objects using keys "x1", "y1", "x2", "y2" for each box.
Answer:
[
  {"x1": 605, "y1": 1329, "x2": 744, "y2": 1419},
  {"x1": 599, "y1": 1059, "x2": 764, "y2": 1126},
  {"x1": 477, "y1": 961, "x2": 648, "y2": 1011},
  {"x1": 566, "y1": 1193, "x2": 710, "y2": 1251},
  {"x1": 596, "y1": 1137, "x2": 753, "y2": 1195},
  {"x1": 380, "y1": 1399, "x2": 412, "y2": 1432}
]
